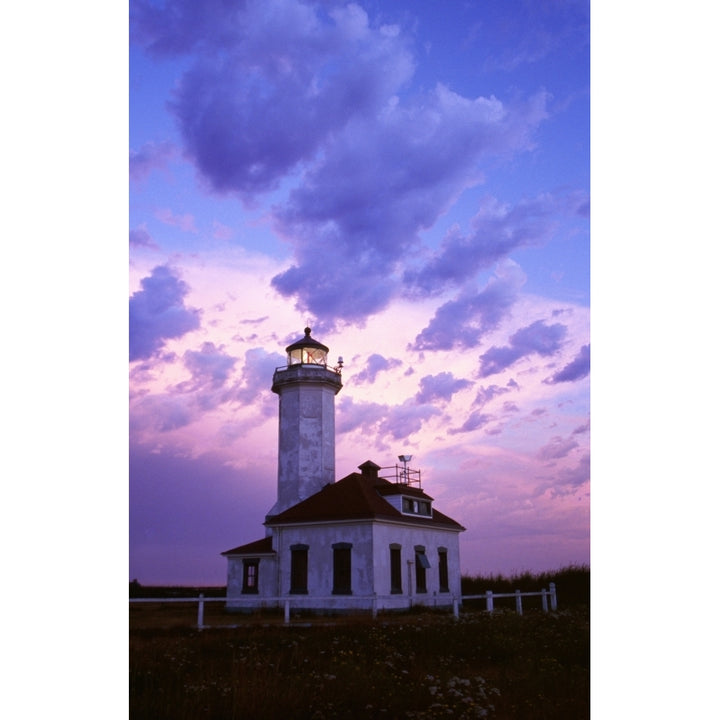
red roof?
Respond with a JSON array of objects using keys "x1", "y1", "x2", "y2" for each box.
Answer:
[
  {"x1": 221, "y1": 536, "x2": 275, "y2": 556},
  {"x1": 265, "y1": 469, "x2": 464, "y2": 530}
]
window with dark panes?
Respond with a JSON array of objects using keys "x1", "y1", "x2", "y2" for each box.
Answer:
[
  {"x1": 332, "y1": 542, "x2": 352, "y2": 595},
  {"x1": 438, "y1": 548, "x2": 449, "y2": 593},
  {"x1": 290, "y1": 544, "x2": 308, "y2": 594},
  {"x1": 390, "y1": 544, "x2": 402, "y2": 594},
  {"x1": 415, "y1": 545, "x2": 429, "y2": 593},
  {"x1": 242, "y1": 559, "x2": 259, "y2": 594}
]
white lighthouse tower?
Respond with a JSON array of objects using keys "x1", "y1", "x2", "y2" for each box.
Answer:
[{"x1": 266, "y1": 327, "x2": 343, "y2": 519}]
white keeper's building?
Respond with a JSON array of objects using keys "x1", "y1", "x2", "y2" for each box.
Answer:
[{"x1": 222, "y1": 327, "x2": 465, "y2": 613}]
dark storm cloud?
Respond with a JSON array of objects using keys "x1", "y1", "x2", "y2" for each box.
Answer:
[
  {"x1": 415, "y1": 372, "x2": 472, "y2": 404},
  {"x1": 404, "y1": 192, "x2": 587, "y2": 296},
  {"x1": 478, "y1": 320, "x2": 567, "y2": 377},
  {"x1": 544, "y1": 344, "x2": 590, "y2": 384},
  {"x1": 411, "y1": 263, "x2": 525, "y2": 351},
  {"x1": 353, "y1": 354, "x2": 402, "y2": 384},
  {"x1": 129, "y1": 265, "x2": 201, "y2": 361}
]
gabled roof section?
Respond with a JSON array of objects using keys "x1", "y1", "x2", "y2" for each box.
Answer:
[
  {"x1": 221, "y1": 536, "x2": 275, "y2": 556},
  {"x1": 265, "y1": 464, "x2": 464, "y2": 531}
]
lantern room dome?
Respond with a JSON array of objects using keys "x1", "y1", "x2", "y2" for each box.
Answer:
[{"x1": 286, "y1": 327, "x2": 329, "y2": 366}]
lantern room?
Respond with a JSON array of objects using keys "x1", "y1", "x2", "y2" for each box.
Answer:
[{"x1": 286, "y1": 327, "x2": 330, "y2": 366}]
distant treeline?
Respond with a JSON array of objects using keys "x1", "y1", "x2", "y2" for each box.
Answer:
[
  {"x1": 128, "y1": 580, "x2": 226, "y2": 599},
  {"x1": 461, "y1": 564, "x2": 590, "y2": 607},
  {"x1": 130, "y1": 565, "x2": 589, "y2": 606}
]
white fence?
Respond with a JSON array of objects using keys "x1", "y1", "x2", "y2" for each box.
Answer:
[{"x1": 130, "y1": 583, "x2": 557, "y2": 630}]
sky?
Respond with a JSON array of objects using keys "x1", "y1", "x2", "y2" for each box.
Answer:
[
  {"x1": 6, "y1": 2, "x2": 720, "y2": 715},
  {"x1": 128, "y1": 0, "x2": 591, "y2": 585}
]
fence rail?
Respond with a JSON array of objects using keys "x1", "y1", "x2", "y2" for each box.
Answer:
[{"x1": 130, "y1": 583, "x2": 557, "y2": 630}]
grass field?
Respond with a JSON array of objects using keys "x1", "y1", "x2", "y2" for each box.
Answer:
[{"x1": 130, "y1": 568, "x2": 589, "y2": 719}]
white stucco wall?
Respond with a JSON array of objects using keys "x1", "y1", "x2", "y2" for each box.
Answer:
[
  {"x1": 226, "y1": 555, "x2": 278, "y2": 610},
  {"x1": 226, "y1": 519, "x2": 463, "y2": 613},
  {"x1": 269, "y1": 366, "x2": 341, "y2": 517},
  {"x1": 273, "y1": 522, "x2": 375, "y2": 611},
  {"x1": 371, "y1": 521, "x2": 462, "y2": 610}
]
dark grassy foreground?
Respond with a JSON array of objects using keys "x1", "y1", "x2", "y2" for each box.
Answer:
[{"x1": 130, "y1": 609, "x2": 588, "y2": 719}]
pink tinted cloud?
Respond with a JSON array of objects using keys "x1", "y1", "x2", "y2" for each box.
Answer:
[{"x1": 155, "y1": 208, "x2": 197, "y2": 232}]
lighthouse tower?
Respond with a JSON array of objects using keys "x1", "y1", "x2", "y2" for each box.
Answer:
[{"x1": 266, "y1": 327, "x2": 343, "y2": 518}]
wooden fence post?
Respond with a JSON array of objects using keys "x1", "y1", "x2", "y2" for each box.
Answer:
[
  {"x1": 549, "y1": 582, "x2": 557, "y2": 611},
  {"x1": 541, "y1": 588, "x2": 548, "y2": 612},
  {"x1": 197, "y1": 594, "x2": 205, "y2": 630},
  {"x1": 452, "y1": 597, "x2": 459, "y2": 619},
  {"x1": 372, "y1": 595, "x2": 377, "y2": 619},
  {"x1": 485, "y1": 590, "x2": 494, "y2": 613},
  {"x1": 284, "y1": 599, "x2": 291, "y2": 625},
  {"x1": 515, "y1": 590, "x2": 523, "y2": 615}
]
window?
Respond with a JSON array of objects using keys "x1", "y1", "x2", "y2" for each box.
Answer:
[
  {"x1": 390, "y1": 544, "x2": 402, "y2": 594},
  {"x1": 290, "y1": 544, "x2": 308, "y2": 594},
  {"x1": 438, "y1": 548, "x2": 449, "y2": 593},
  {"x1": 242, "y1": 559, "x2": 259, "y2": 594},
  {"x1": 332, "y1": 542, "x2": 352, "y2": 594},
  {"x1": 415, "y1": 545, "x2": 429, "y2": 593},
  {"x1": 402, "y1": 497, "x2": 431, "y2": 516}
]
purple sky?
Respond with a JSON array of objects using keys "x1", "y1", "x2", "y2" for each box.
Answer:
[
  {"x1": 129, "y1": 0, "x2": 590, "y2": 585},
  {"x1": 9, "y1": 4, "x2": 720, "y2": 715}
]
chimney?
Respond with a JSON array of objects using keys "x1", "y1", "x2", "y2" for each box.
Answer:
[{"x1": 358, "y1": 460, "x2": 380, "y2": 479}]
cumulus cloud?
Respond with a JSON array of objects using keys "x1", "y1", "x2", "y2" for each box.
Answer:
[
  {"x1": 572, "y1": 420, "x2": 590, "y2": 435},
  {"x1": 180, "y1": 342, "x2": 237, "y2": 390},
  {"x1": 448, "y1": 411, "x2": 494, "y2": 435},
  {"x1": 378, "y1": 400, "x2": 442, "y2": 441},
  {"x1": 129, "y1": 226, "x2": 158, "y2": 249},
  {"x1": 337, "y1": 396, "x2": 441, "y2": 443},
  {"x1": 130, "y1": 393, "x2": 195, "y2": 433},
  {"x1": 234, "y1": 347, "x2": 286, "y2": 404},
  {"x1": 131, "y1": 0, "x2": 549, "y2": 326},
  {"x1": 155, "y1": 208, "x2": 197, "y2": 233},
  {"x1": 135, "y1": 0, "x2": 414, "y2": 197},
  {"x1": 533, "y1": 452, "x2": 590, "y2": 499},
  {"x1": 353, "y1": 354, "x2": 402, "y2": 384},
  {"x1": 537, "y1": 435, "x2": 579, "y2": 461},
  {"x1": 271, "y1": 87, "x2": 548, "y2": 323},
  {"x1": 404, "y1": 192, "x2": 587, "y2": 297},
  {"x1": 129, "y1": 265, "x2": 201, "y2": 361},
  {"x1": 544, "y1": 344, "x2": 590, "y2": 384},
  {"x1": 411, "y1": 261, "x2": 526, "y2": 351},
  {"x1": 415, "y1": 372, "x2": 472, "y2": 404},
  {"x1": 478, "y1": 319, "x2": 567, "y2": 377},
  {"x1": 130, "y1": 140, "x2": 175, "y2": 181},
  {"x1": 474, "y1": 383, "x2": 512, "y2": 408}
]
